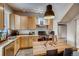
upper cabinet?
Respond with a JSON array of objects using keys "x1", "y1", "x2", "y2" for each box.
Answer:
[
  {"x1": 10, "y1": 14, "x2": 36, "y2": 30},
  {"x1": 28, "y1": 16, "x2": 36, "y2": 29},
  {"x1": 9, "y1": 14, "x2": 15, "y2": 30},
  {"x1": 20, "y1": 16, "x2": 28, "y2": 29},
  {"x1": 14, "y1": 15, "x2": 20, "y2": 30},
  {"x1": 20, "y1": 16, "x2": 36, "y2": 30},
  {"x1": 0, "y1": 4, "x2": 4, "y2": 29},
  {"x1": 9, "y1": 14, "x2": 20, "y2": 30}
]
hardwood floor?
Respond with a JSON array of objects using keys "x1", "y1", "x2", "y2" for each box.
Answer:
[{"x1": 16, "y1": 48, "x2": 33, "y2": 56}]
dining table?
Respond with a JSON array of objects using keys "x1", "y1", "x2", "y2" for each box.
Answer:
[{"x1": 33, "y1": 39, "x2": 72, "y2": 56}]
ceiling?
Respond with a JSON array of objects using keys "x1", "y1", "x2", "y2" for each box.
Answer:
[
  {"x1": 59, "y1": 3, "x2": 79, "y2": 23},
  {"x1": 8, "y1": 3, "x2": 73, "y2": 22}
]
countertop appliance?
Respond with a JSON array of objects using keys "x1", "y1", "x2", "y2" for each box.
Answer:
[
  {"x1": 10, "y1": 30, "x2": 19, "y2": 36},
  {"x1": 38, "y1": 31, "x2": 46, "y2": 35}
]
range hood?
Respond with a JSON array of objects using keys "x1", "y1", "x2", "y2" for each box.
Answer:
[
  {"x1": 36, "y1": 20, "x2": 48, "y2": 27},
  {"x1": 36, "y1": 18, "x2": 48, "y2": 27}
]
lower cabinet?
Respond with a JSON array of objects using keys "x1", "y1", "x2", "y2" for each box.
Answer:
[
  {"x1": 28, "y1": 36, "x2": 38, "y2": 47},
  {"x1": 3, "y1": 37, "x2": 20, "y2": 56},
  {"x1": 20, "y1": 36, "x2": 29, "y2": 48},
  {"x1": 33, "y1": 36, "x2": 38, "y2": 42},
  {"x1": 14, "y1": 37, "x2": 20, "y2": 55},
  {"x1": 3, "y1": 36, "x2": 38, "y2": 56},
  {"x1": 28, "y1": 36, "x2": 33, "y2": 47},
  {"x1": 4, "y1": 42, "x2": 14, "y2": 56},
  {"x1": 20, "y1": 36, "x2": 38, "y2": 48}
]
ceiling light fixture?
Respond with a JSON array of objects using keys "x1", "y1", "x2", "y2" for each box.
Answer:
[{"x1": 44, "y1": 4, "x2": 55, "y2": 19}]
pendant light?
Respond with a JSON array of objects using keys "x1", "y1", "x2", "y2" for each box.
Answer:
[{"x1": 44, "y1": 4, "x2": 55, "y2": 19}]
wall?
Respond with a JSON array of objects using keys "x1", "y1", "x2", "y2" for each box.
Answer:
[
  {"x1": 53, "y1": 20, "x2": 58, "y2": 36},
  {"x1": 75, "y1": 14, "x2": 79, "y2": 48},
  {"x1": 76, "y1": 19, "x2": 79, "y2": 48},
  {"x1": 67, "y1": 19, "x2": 76, "y2": 47},
  {"x1": 58, "y1": 25, "x2": 67, "y2": 39},
  {"x1": 4, "y1": 4, "x2": 13, "y2": 34},
  {"x1": 0, "y1": 4, "x2": 13, "y2": 32},
  {"x1": 4, "y1": 4, "x2": 13, "y2": 29}
]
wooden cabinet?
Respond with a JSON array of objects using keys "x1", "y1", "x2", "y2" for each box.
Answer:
[
  {"x1": 4, "y1": 42, "x2": 14, "y2": 56},
  {"x1": 20, "y1": 16, "x2": 28, "y2": 29},
  {"x1": 9, "y1": 14, "x2": 15, "y2": 30},
  {"x1": 28, "y1": 36, "x2": 33, "y2": 47},
  {"x1": 10, "y1": 15, "x2": 36, "y2": 30},
  {"x1": 14, "y1": 37, "x2": 20, "y2": 55},
  {"x1": 0, "y1": 4, "x2": 4, "y2": 29},
  {"x1": 28, "y1": 36, "x2": 38, "y2": 47},
  {"x1": 20, "y1": 16, "x2": 36, "y2": 29},
  {"x1": 28, "y1": 16, "x2": 36, "y2": 29},
  {"x1": 3, "y1": 35, "x2": 38, "y2": 56},
  {"x1": 20, "y1": 36, "x2": 29, "y2": 48},
  {"x1": 9, "y1": 14, "x2": 20, "y2": 30},
  {"x1": 33, "y1": 36, "x2": 38, "y2": 42},
  {"x1": 4, "y1": 37, "x2": 20, "y2": 56},
  {"x1": 14, "y1": 15, "x2": 20, "y2": 29},
  {"x1": 20, "y1": 36, "x2": 38, "y2": 48}
]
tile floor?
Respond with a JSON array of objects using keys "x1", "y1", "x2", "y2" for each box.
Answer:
[{"x1": 16, "y1": 48, "x2": 33, "y2": 56}]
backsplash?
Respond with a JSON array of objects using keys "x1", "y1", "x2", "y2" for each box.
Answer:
[
  {"x1": 18, "y1": 30, "x2": 36, "y2": 35},
  {"x1": 18, "y1": 29, "x2": 51, "y2": 35}
]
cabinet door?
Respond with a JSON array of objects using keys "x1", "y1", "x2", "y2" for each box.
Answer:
[
  {"x1": 28, "y1": 36, "x2": 33, "y2": 47},
  {"x1": 14, "y1": 37, "x2": 20, "y2": 55},
  {"x1": 9, "y1": 14, "x2": 15, "y2": 30},
  {"x1": 20, "y1": 16, "x2": 28, "y2": 29},
  {"x1": 28, "y1": 36, "x2": 38, "y2": 47},
  {"x1": 14, "y1": 15, "x2": 20, "y2": 29},
  {"x1": 10, "y1": 14, "x2": 20, "y2": 30},
  {"x1": 33, "y1": 36, "x2": 38, "y2": 42},
  {"x1": 4, "y1": 42, "x2": 14, "y2": 56},
  {"x1": 28, "y1": 16, "x2": 36, "y2": 29},
  {"x1": 20, "y1": 36, "x2": 29, "y2": 48},
  {"x1": 0, "y1": 4, "x2": 4, "y2": 29},
  {"x1": 14, "y1": 39, "x2": 18, "y2": 55},
  {"x1": 18, "y1": 38, "x2": 20, "y2": 49}
]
